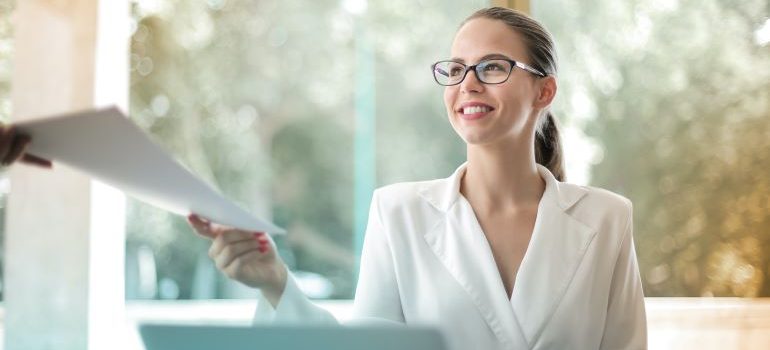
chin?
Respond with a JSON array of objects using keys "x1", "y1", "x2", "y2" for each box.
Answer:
[{"x1": 457, "y1": 129, "x2": 498, "y2": 146}]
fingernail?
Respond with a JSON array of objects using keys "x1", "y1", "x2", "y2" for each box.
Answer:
[{"x1": 258, "y1": 246, "x2": 267, "y2": 253}]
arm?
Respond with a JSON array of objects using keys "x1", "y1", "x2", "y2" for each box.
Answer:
[
  {"x1": 350, "y1": 190, "x2": 405, "y2": 323},
  {"x1": 187, "y1": 214, "x2": 337, "y2": 324},
  {"x1": 252, "y1": 269, "x2": 338, "y2": 324},
  {"x1": 191, "y1": 190, "x2": 404, "y2": 325},
  {"x1": 256, "y1": 190, "x2": 405, "y2": 325},
  {"x1": 599, "y1": 203, "x2": 648, "y2": 349}
]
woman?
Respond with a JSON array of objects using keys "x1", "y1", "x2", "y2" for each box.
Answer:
[{"x1": 189, "y1": 7, "x2": 647, "y2": 350}]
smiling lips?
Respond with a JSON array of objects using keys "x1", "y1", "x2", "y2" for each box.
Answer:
[{"x1": 457, "y1": 102, "x2": 495, "y2": 120}]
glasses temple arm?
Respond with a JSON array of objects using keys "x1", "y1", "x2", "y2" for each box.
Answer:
[
  {"x1": 514, "y1": 61, "x2": 546, "y2": 77},
  {"x1": 434, "y1": 67, "x2": 450, "y2": 77}
]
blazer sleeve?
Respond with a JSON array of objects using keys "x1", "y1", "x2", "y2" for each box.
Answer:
[
  {"x1": 350, "y1": 190, "x2": 406, "y2": 323},
  {"x1": 253, "y1": 190, "x2": 404, "y2": 325},
  {"x1": 599, "y1": 203, "x2": 648, "y2": 350},
  {"x1": 252, "y1": 271, "x2": 338, "y2": 324}
]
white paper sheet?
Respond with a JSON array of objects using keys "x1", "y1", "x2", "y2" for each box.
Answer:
[{"x1": 16, "y1": 106, "x2": 285, "y2": 234}]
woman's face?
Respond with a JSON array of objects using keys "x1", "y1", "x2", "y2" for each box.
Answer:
[{"x1": 444, "y1": 18, "x2": 546, "y2": 147}]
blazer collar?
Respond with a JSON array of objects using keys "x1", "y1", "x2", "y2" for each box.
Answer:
[
  {"x1": 417, "y1": 162, "x2": 588, "y2": 214},
  {"x1": 419, "y1": 162, "x2": 596, "y2": 347}
]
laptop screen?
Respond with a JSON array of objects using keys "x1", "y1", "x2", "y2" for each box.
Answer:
[{"x1": 140, "y1": 323, "x2": 447, "y2": 350}]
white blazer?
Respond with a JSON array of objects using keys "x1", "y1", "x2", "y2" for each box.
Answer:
[{"x1": 254, "y1": 163, "x2": 647, "y2": 350}]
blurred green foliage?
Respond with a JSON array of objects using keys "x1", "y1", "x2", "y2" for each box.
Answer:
[
  {"x1": 126, "y1": 0, "x2": 482, "y2": 299},
  {"x1": 1, "y1": 0, "x2": 769, "y2": 299},
  {"x1": 536, "y1": 0, "x2": 770, "y2": 296}
]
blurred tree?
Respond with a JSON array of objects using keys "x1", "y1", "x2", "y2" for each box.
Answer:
[
  {"x1": 6, "y1": 0, "x2": 764, "y2": 300},
  {"x1": 127, "y1": 0, "x2": 483, "y2": 299},
  {"x1": 536, "y1": 0, "x2": 770, "y2": 296},
  {"x1": 129, "y1": 0, "x2": 358, "y2": 298}
]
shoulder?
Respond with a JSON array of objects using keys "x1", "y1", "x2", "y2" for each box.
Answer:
[
  {"x1": 373, "y1": 180, "x2": 426, "y2": 201},
  {"x1": 573, "y1": 184, "x2": 632, "y2": 215},
  {"x1": 368, "y1": 178, "x2": 448, "y2": 233},
  {"x1": 372, "y1": 178, "x2": 445, "y2": 212},
  {"x1": 562, "y1": 182, "x2": 633, "y2": 238}
]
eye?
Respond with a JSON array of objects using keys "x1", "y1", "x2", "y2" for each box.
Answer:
[
  {"x1": 449, "y1": 66, "x2": 465, "y2": 77},
  {"x1": 482, "y1": 62, "x2": 505, "y2": 72}
]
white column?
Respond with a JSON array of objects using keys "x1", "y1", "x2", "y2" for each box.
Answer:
[{"x1": 4, "y1": 1, "x2": 129, "y2": 349}]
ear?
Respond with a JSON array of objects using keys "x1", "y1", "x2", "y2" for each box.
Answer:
[{"x1": 533, "y1": 76, "x2": 557, "y2": 109}]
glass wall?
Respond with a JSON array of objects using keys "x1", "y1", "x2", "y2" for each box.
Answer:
[
  {"x1": 126, "y1": 0, "x2": 487, "y2": 301},
  {"x1": 2, "y1": 0, "x2": 769, "y2": 303},
  {"x1": 533, "y1": 0, "x2": 770, "y2": 296}
]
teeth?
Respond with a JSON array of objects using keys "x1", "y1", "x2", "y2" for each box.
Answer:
[{"x1": 462, "y1": 106, "x2": 490, "y2": 114}]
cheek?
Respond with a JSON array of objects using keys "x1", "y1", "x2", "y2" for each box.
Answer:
[
  {"x1": 443, "y1": 87, "x2": 463, "y2": 136},
  {"x1": 443, "y1": 87, "x2": 456, "y2": 114},
  {"x1": 497, "y1": 84, "x2": 533, "y2": 120}
]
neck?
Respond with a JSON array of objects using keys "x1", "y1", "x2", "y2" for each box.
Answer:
[{"x1": 460, "y1": 136, "x2": 545, "y2": 213}]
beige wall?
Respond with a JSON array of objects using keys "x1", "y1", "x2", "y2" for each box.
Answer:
[
  {"x1": 491, "y1": 0, "x2": 530, "y2": 13},
  {"x1": 5, "y1": 0, "x2": 128, "y2": 349}
]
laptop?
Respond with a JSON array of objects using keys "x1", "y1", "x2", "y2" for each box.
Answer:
[{"x1": 139, "y1": 323, "x2": 447, "y2": 350}]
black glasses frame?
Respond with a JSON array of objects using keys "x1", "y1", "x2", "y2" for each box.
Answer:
[{"x1": 431, "y1": 58, "x2": 546, "y2": 86}]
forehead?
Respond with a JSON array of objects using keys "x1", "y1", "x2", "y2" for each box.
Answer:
[{"x1": 450, "y1": 18, "x2": 529, "y2": 63}]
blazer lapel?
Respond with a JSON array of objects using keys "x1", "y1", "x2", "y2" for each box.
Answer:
[
  {"x1": 509, "y1": 168, "x2": 596, "y2": 346},
  {"x1": 423, "y1": 196, "x2": 523, "y2": 348},
  {"x1": 419, "y1": 163, "x2": 521, "y2": 347},
  {"x1": 418, "y1": 163, "x2": 595, "y2": 348}
]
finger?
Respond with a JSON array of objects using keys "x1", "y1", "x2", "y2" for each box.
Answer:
[
  {"x1": 223, "y1": 250, "x2": 263, "y2": 281},
  {"x1": 21, "y1": 153, "x2": 53, "y2": 168},
  {"x1": 189, "y1": 214, "x2": 244, "y2": 238},
  {"x1": 4, "y1": 135, "x2": 30, "y2": 165},
  {"x1": 214, "y1": 239, "x2": 262, "y2": 270},
  {"x1": 219, "y1": 229, "x2": 264, "y2": 245},
  {"x1": 256, "y1": 233, "x2": 272, "y2": 254},
  {"x1": 209, "y1": 230, "x2": 262, "y2": 258},
  {"x1": 0, "y1": 126, "x2": 14, "y2": 163},
  {"x1": 188, "y1": 214, "x2": 211, "y2": 233},
  {"x1": 187, "y1": 214, "x2": 216, "y2": 239}
]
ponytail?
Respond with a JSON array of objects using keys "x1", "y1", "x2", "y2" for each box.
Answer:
[{"x1": 535, "y1": 112, "x2": 565, "y2": 181}]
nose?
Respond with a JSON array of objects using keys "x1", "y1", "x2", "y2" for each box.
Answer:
[{"x1": 459, "y1": 68, "x2": 484, "y2": 94}]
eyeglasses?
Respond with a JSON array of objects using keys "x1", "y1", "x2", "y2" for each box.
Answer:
[{"x1": 431, "y1": 58, "x2": 546, "y2": 86}]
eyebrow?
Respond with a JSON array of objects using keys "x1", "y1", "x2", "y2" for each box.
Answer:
[{"x1": 450, "y1": 53, "x2": 513, "y2": 63}]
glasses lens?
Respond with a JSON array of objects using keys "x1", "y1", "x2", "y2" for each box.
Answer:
[
  {"x1": 476, "y1": 60, "x2": 513, "y2": 84},
  {"x1": 433, "y1": 61, "x2": 466, "y2": 86}
]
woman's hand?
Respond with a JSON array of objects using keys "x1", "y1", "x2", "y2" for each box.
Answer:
[
  {"x1": 0, "y1": 124, "x2": 52, "y2": 168},
  {"x1": 187, "y1": 214, "x2": 288, "y2": 307}
]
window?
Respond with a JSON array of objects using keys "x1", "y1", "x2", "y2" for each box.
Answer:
[
  {"x1": 126, "y1": 0, "x2": 489, "y2": 301},
  {"x1": 532, "y1": 0, "x2": 770, "y2": 297},
  {"x1": 5, "y1": 0, "x2": 768, "y2": 304}
]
